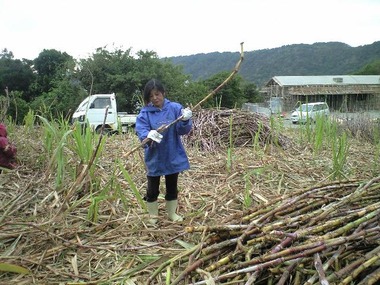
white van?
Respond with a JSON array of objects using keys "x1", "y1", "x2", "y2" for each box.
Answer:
[{"x1": 291, "y1": 102, "x2": 330, "y2": 124}]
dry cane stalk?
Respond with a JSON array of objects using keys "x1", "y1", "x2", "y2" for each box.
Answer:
[
  {"x1": 320, "y1": 208, "x2": 380, "y2": 240},
  {"x1": 271, "y1": 202, "x2": 380, "y2": 252},
  {"x1": 204, "y1": 251, "x2": 238, "y2": 272},
  {"x1": 304, "y1": 245, "x2": 346, "y2": 285},
  {"x1": 326, "y1": 244, "x2": 380, "y2": 283},
  {"x1": 233, "y1": 227, "x2": 378, "y2": 275},
  {"x1": 338, "y1": 252, "x2": 380, "y2": 285},
  {"x1": 309, "y1": 176, "x2": 380, "y2": 226},
  {"x1": 202, "y1": 237, "x2": 239, "y2": 256},
  {"x1": 148, "y1": 178, "x2": 380, "y2": 285},
  {"x1": 236, "y1": 184, "x2": 347, "y2": 253},
  {"x1": 314, "y1": 253, "x2": 329, "y2": 285},
  {"x1": 356, "y1": 266, "x2": 380, "y2": 285},
  {"x1": 146, "y1": 244, "x2": 201, "y2": 285},
  {"x1": 171, "y1": 248, "x2": 226, "y2": 285},
  {"x1": 185, "y1": 224, "x2": 249, "y2": 233},
  {"x1": 276, "y1": 259, "x2": 302, "y2": 285}
]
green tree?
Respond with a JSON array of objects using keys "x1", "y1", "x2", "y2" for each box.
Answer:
[
  {"x1": 6, "y1": 91, "x2": 30, "y2": 124},
  {"x1": 33, "y1": 49, "x2": 74, "y2": 95},
  {"x1": 0, "y1": 49, "x2": 35, "y2": 101},
  {"x1": 28, "y1": 49, "x2": 86, "y2": 120},
  {"x1": 201, "y1": 71, "x2": 246, "y2": 109},
  {"x1": 354, "y1": 59, "x2": 380, "y2": 75},
  {"x1": 30, "y1": 76, "x2": 88, "y2": 120},
  {"x1": 78, "y1": 47, "x2": 142, "y2": 112},
  {"x1": 242, "y1": 82, "x2": 262, "y2": 103}
]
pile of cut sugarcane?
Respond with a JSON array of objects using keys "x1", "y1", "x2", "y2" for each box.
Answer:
[
  {"x1": 148, "y1": 177, "x2": 380, "y2": 285},
  {"x1": 184, "y1": 109, "x2": 291, "y2": 151}
]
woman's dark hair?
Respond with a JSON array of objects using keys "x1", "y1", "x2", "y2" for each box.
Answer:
[{"x1": 143, "y1": 79, "x2": 165, "y2": 105}]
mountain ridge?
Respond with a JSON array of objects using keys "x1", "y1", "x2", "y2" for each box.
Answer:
[{"x1": 166, "y1": 41, "x2": 380, "y2": 87}]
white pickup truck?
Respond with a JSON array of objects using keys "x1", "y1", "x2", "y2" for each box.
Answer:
[{"x1": 71, "y1": 93, "x2": 137, "y2": 134}]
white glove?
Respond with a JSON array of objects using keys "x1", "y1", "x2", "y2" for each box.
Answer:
[
  {"x1": 147, "y1": 130, "x2": 163, "y2": 143},
  {"x1": 181, "y1": 108, "x2": 192, "y2": 121}
]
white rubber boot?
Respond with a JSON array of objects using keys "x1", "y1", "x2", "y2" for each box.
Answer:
[
  {"x1": 146, "y1": 201, "x2": 158, "y2": 225},
  {"x1": 166, "y1": 200, "x2": 183, "y2": 222}
]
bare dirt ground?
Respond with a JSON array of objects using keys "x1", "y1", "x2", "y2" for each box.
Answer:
[{"x1": 1, "y1": 110, "x2": 379, "y2": 284}]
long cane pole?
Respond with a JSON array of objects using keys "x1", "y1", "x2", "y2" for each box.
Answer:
[{"x1": 124, "y1": 42, "x2": 245, "y2": 158}]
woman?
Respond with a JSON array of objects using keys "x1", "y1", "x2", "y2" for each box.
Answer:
[{"x1": 135, "y1": 79, "x2": 192, "y2": 224}]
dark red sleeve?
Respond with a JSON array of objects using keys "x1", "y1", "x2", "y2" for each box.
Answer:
[
  {"x1": 0, "y1": 137, "x2": 8, "y2": 149},
  {"x1": 0, "y1": 137, "x2": 17, "y2": 157}
]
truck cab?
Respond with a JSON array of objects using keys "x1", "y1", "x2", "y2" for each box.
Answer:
[{"x1": 72, "y1": 93, "x2": 136, "y2": 134}]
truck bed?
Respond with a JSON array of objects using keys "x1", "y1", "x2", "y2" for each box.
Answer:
[{"x1": 118, "y1": 112, "x2": 137, "y2": 126}]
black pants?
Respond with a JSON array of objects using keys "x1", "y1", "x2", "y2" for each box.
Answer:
[{"x1": 146, "y1": 173, "x2": 179, "y2": 202}]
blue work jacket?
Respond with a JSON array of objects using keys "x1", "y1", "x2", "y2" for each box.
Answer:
[{"x1": 135, "y1": 99, "x2": 192, "y2": 176}]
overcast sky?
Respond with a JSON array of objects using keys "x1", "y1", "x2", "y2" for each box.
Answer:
[{"x1": 1, "y1": 0, "x2": 379, "y2": 60}]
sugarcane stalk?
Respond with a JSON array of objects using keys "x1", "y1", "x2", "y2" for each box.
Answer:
[
  {"x1": 321, "y1": 208, "x2": 380, "y2": 240},
  {"x1": 338, "y1": 252, "x2": 380, "y2": 285},
  {"x1": 276, "y1": 259, "x2": 301, "y2": 285},
  {"x1": 244, "y1": 271, "x2": 259, "y2": 285},
  {"x1": 166, "y1": 264, "x2": 171, "y2": 285},
  {"x1": 202, "y1": 237, "x2": 239, "y2": 255},
  {"x1": 206, "y1": 251, "x2": 313, "y2": 284},
  {"x1": 246, "y1": 234, "x2": 280, "y2": 248},
  {"x1": 314, "y1": 253, "x2": 329, "y2": 285},
  {"x1": 273, "y1": 203, "x2": 380, "y2": 249},
  {"x1": 282, "y1": 198, "x2": 331, "y2": 217},
  {"x1": 236, "y1": 227, "x2": 378, "y2": 273},
  {"x1": 356, "y1": 266, "x2": 380, "y2": 285},
  {"x1": 304, "y1": 245, "x2": 346, "y2": 285},
  {"x1": 354, "y1": 215, "x2": 380, "y2": 234},
  {"x1": 151, "y1": 178, "x2": 380, "y2": 284},
  {"x1": 171, "y1": 248, "x2": 226, "y2": 285},
  {"x1": 242, "y1": 181, "x2": 359, "y2": 222},
  {"x1": 216, "y1": 257, "x2": 303, "y2": 283},
  {"x1": 293, "y1": 264, "x2": 303, "y2": 285},
  {"x1": 185, "y1": 224, "x2": 249, "y2": 233},
  {"x1": 195, "y1": 268, "x2": 216, "y2": 285},
  {"x1": 309, "y1": 176, "x2": 380, "y2": 226},
  {"x1": 236, "y1": 183, "x2": 351, "y2": 252},
  {"x1": 204, "y1": 252, "x2": 237, "y2": 272},
  {"x1": 146, "y1": 244, "x2": 200, "y2": 284},
  {"x1": 326, "y1": 244, "x2": 380, "y2": 283}
]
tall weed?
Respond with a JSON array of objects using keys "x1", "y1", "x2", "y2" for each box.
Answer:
[
  {"x1": 226, "y1": 115, "x2": 234, "y2": 172},
  {"x1": 23, "y1": 109, "x2": 35, "y2": 133},
  {"x1": 330, "y1": 132, "x2": 349, "y2": 180},
  {"x1": 242, "y1": 167, "x2": 265, "y2": 209},
  {"x1": 371, "y1": 123, "x2": 380, "y2": 176},
  {"x1": 118, "y1": 160, "x2": 146, "y2": 211},
  {"x1": 252, "y1": 121, "x2": 263, "y2": 155},
  {"x1": 37, "y1": 115, "x2": 72, "y2": 189},
  {"x1": 69, "y1": 121, "x2": 106, "y2": 192}
]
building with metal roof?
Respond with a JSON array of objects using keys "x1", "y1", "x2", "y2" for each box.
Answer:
[{"x1": 261, "y1": 75, "x2": 380, "y2": 112}]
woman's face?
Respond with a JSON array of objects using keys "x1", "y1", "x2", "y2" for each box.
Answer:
[{"x1": 149, "y1": 89, "x2": 165, "y2": 108}]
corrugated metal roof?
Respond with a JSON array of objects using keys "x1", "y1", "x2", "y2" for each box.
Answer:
[{"x1": 269, "y1": 75, "x2": 380, "y2": 86}]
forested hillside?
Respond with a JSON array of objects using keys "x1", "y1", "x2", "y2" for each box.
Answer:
[{"x1": 167, "y1": 41, "x2": 380, "y2": 87}]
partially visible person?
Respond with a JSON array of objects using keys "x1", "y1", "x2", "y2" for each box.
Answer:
[
  {"x1": 0, "y1": 123, "x2": 17, "y2": 172},
  {"x1": 135, "y1": 79, "x2": 193, "y2": 225}
]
